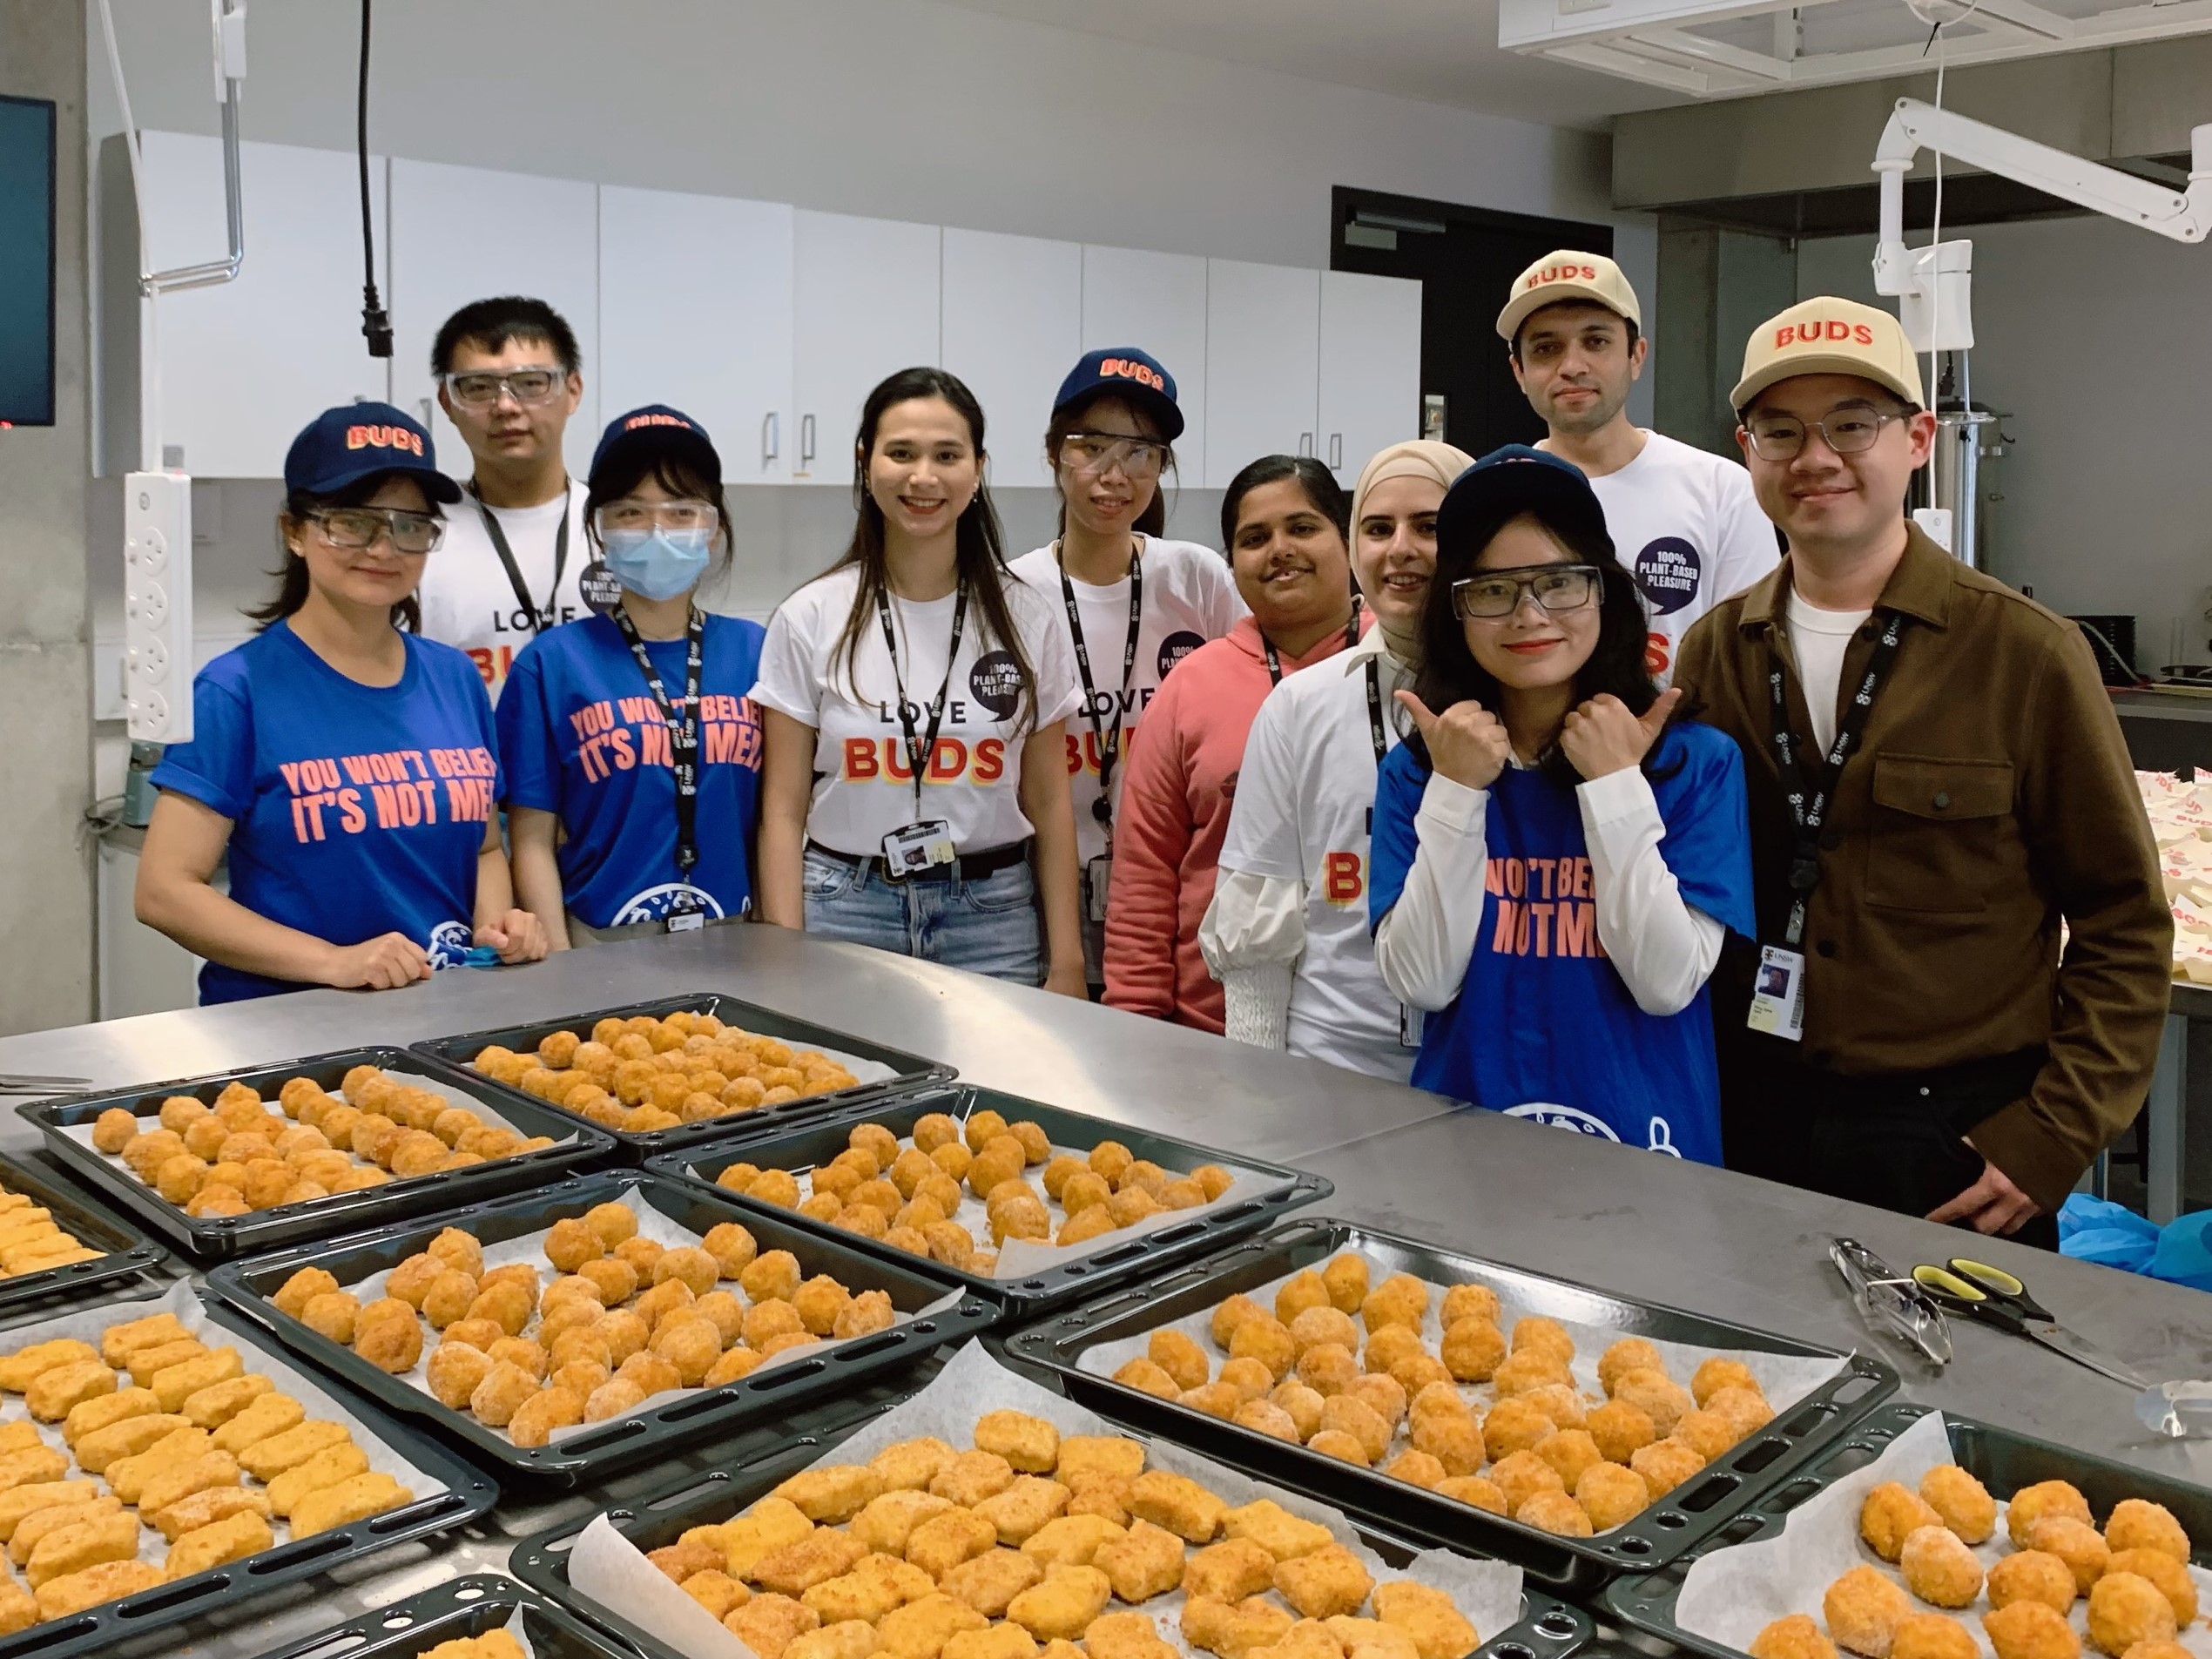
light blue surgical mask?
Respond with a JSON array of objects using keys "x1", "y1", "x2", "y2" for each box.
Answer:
[{"x1": 601, "y1": 526, "x2": 711, "y2": 601}]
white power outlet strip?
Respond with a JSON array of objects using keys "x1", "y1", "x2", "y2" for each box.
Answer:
[{"x1": 125, "y1": 470, "x2": 196, "y2": 743}]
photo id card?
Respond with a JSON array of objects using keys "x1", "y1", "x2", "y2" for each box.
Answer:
[
  {"x1": 1085, "y1": 856, "x2": 1113, "y2": 923},
  {"x1": 1746, "y1": 944, "x2": 1806, "y2": 1041},
  {"x1": 882, "y1": 819, "x2": 957, "y2": 877}
]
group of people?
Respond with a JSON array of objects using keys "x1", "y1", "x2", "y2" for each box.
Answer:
[{"x1": 133, "y1": 255, "x2": 2173, "y2": 1250}]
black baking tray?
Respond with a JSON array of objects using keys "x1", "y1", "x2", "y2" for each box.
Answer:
[
  {"x1": 18, "y1": 1046, "x2": 619, "y2": 1260},
  {"x1": 645, "y1": 1084, "x2": 1331, "y2": 1314},
  {"x1": 0, "y1": 1151, "x2": 167, "y2": 1313},
  {"x1": 252, "y1": 1575, "x2": 637, "y2": 1659},
  {"x1": 0, "y1": 1286, "x2": 496, "y2": 1659},
  {"x1": 410, "y1": 992, "x2": 954, "y2": 1163},
  {"x1": 511, "y1": 1377, "x2": 1592, "y2": 1659},
  {"x1": 206, "y1": 1169, "x2": 1000, "y2": 1487},
  {"x1": 1003, "y1": 1215, "x2": 1897, "y2": 1593},
  {"x1": 1602, "y1": 1399, "x2": 2212, "y2": 1659}
]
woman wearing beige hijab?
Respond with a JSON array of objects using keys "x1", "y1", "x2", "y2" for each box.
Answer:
[{"x1": 1200, "y1": 440, "x2": 1473, "y2": 1081}]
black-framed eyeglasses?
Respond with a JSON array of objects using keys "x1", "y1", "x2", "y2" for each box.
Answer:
[
  {"x1": 441, "y1": 368, "x2": 566, "y2": 408},
  {"x1": 1451, "y1": 563, "x2": 1602, "y2": 620},
  {"x1": 1742, "y1": 404, "x2": 1908, "y2": 462},
  {"x1": 307, "y1": 507, "x2": 442, "y2": 555},
  {"x1": 1058, "y1": 432, "x2": 1165, "y2": 478}
]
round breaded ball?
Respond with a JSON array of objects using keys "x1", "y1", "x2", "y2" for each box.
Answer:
[
  {"x1": 1575, "y1": 1461, "x2": 1650, "y2": 1532},
  {"x1": 1899, "y1": 1525, "x2": 1984, "y2": 1609},
  {"x1": 1629, "y1": 1439, "x2": 1705, "y2": 1500},
  {"x1": 2031, "y1": 1516, "x2": 2113, "y2": 1595},
  {"x1": 1750, "y1": 1615, "x2": 1838, "y2": 1659},
  {"x1": 1860, "y1": 1481, "x2": 1945, "y2": 1563},
  {"x1": 1482, "y1": 1396, "x2": 1556, "y2": 1463},
  {"x1": 1989, "y1": 1551, "x2": 2080, "y2": 1615},
  {"x1": 1518, "y1": 1491, "x2": 1593, "y2": 1537},
  {"x1": 2105, "y1": 1551, "x2": 2195, "y2": 1628},
  {"x1": 1690, "y1": 1357, "x2": 1759, "y2": 1406},
  {"x1": 1322, "y1": 1255, "x2": 1371, "y2": 1314},
  {"x1": 1610, "y1": 1368, "x2": 1691, "y2": 1437},
  {"x1": 1598, "y1": 1338, "x2": 1665, "y2": 1397},
  {"x1": 1233, "y1": 1399, "x2": 1301, "y2": 1443},
  {"x1": 1534, "y1": 1429, "x2": 1603, "y2": 1493},
  {"x1": 1360, "y1": 1274, "x2": 1427, "y2": 1333},
  {"x1": 1983, "y1": 1599, "x2": 2082, "y2": 1659},
  {"x1": 1916, "y1": 1466, "x2": 1995, "y2": 1545},
  {"x1": 1588, "y1": 1399, "x2": 1657, "y2": 1465},
  {"x1": 1892, "y1": 1615, "x2": 1978, "y2": 1659},
  {"x1": 1491, "y1": 1448, "x2": 1565, "y2": 1514},
  {"x1": 2104, "y1": 1500, "x2": 2189, "y2": 1564},
  {"x1": 2008, "y1": 1481, "x2": 2093, "y2": 1549},
  {"x1": 583, "y1": 1202, "x2": 639, "y2": 1248},
  {"x1": 2087, "y1": 1573, "x2": 2176, "y2": 1659},
  {"x1": 1307, "y1": 1428, "x2": 1371, "y2": 1467},
  {"x1": 1273, "y1": 1271, "x2": 1332, "y2": 1326},
  {"x1": 1825, "y1": 1565, "x2": 1913, "y2": 1659},
  {"x1": 1289, "y1": 1306, "x2": 1361, "y2": 1359}
]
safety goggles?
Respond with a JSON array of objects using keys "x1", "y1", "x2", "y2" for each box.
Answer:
[
  {"x1": 1058, "y1": 432, "x2": 1166, "y2": 479},
  {"x1": 307, "y1": 507, "x2": 442, "y2": 555},
  {"x1": 441, "y1": 368, "x2": 567, "y2": 408},
  {"x1": 593, "y1": 498, "x2": 718, "y2": 536},
  {"x1": 1450, "y1": 563, "x2": 1602, "y2": 621}
]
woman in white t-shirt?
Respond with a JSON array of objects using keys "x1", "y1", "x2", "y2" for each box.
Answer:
[
  {"x1": 753, "y1": 368, "x2": 1086, "y2": 994},
  {"x1": 1200, "y1": 441, "x2": 1473, "y2": 1082},
  {"x1": 1008, "y1": 347, "x2": 1245, "y2": 993}
]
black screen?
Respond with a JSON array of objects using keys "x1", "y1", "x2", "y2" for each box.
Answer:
[{"x1": 0, "y1": 96, "x2": 57, "y2": 428}]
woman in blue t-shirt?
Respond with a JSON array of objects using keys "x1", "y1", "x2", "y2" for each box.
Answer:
[
  {"x1": 1367, "y1": 445, "x2": 1754, "y2": 1163},
  {"x1": 138, "y1": 404, "x2": 549, "y2": 1003},
  {"x1": 501, "y1": 406, "x2": 765, "y2": 945}
]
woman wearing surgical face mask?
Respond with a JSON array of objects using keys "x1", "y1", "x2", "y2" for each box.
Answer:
[
  {"x1": 500, "y1": 405, "x2": 767, "y2": 947},
  {"x1": 1200, "y1": 441, "x2": 1472, "y2": 1082}
]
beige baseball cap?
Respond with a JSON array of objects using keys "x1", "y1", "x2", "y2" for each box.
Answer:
[
  {"x1": 1732, "y1": 296, "x2": 1925, "y2": 412},
  {"x1": 1496, "y1": 251, "x2": 1642, "y2": 342}
]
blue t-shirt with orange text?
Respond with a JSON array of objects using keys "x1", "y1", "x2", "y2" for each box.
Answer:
[
  {"x1": 497, "y1": 612, "x2": 766, "y2": 929},
  {"x1": 1367, "y1": 721, "x2": 1753, "y2": 1164},
  {"x1": 150, "y1": 623, "x2": 500, "y2": 1004}
]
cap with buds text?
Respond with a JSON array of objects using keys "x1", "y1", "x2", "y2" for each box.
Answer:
[
  {"x1": 1495, "y1": 250, "x2": 1642, "y2": 342},
  {"x1": 1732, "y1": 297, "x2": 1925, "y2": 413}
]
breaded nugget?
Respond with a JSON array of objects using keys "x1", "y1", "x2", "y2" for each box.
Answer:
[
  {"x1": 1575, "y1": 1462, "x2": 1650, "y2": 1531},
  {"x1": 238, "y1": 1419, "x2": 349, "y2": 1480},
  {"x1": 681, "y1": 1568, "x2": 751, "y2": 1620},
  {"x1": 1991, "y1": 1551, "x2": 2080, "y2": 1614},
  {"x1": 1055, "y1": 1435, "x2": 1143, "y2": 1484},
  {"x1": 755, "y1": 1527, "x2": 871, "y2": 1599},
  {"x1": 787, "y1": 1620, "x2": 884, "y2": 1659},
  {"x1": 1750, "y1": 1615, "x2": 1840, "y2": 1659},
  {"x1": 727, "y1": 1592, "x2": 822, "y2": 1659},
  {"x1": 1517, "y1": 1492, "x2": 1593, "y2": 1537},
  {"x1": 1273, "y1": 1544, "x2": 1374, "y2": 1620},
  {"x1": 292, "y1": 1471, "x2": 411, "y2": 1534},
  {"x1": 0, "y1": 1339, "x2": 98, "y2": 1393},
  {"x1": 0, "y1": 1484, "x2": 100, "y2": 1551},
  {"x1": 2008, "y1": 1481, "x2": 2093, "y2": 1549},
  {"x1": 1222, "y1": 1499, "x2": 1332, "y2": 1561},
  {"x1": 1249, "y1": 1619, "x2": 1344, "y2": 1659},
  {"x1": 906, "y1": 1507, "x2": 1000, "y2": 1580},
  {"x1": 1826, "y1": 1565, "x2": 1914, "y2": 1658},
  {"x1": 2106, "y1": 1551, "x2": 2195, "y2": 1626},
  {"x1": 0, "y1": 1423, "x2": 44, "y2": 1457},
  {"x1": 1984, "y1": 1602, "x2": 2081, "y2": 1659},
  {"x1": 852, "y1": 1491, "x2": 955, "y2": 1557},
  {"x1": 138, "y1": 1448, "x2": 242, "y2": 1516},
  {"x1": 1130, "y1": 1470, "x2": 1225, "y2": 1543},
  {"x1": 147, "y1": 1485, "x2": 270, "y2": 1543},
  {"x1": 33, "y1": 1559, "x2": 164, "y2": 1619},
  {"x1": 1900, "y1": 1524, "x2": 1985, "y2": 1608},
  {"x1": 266, "y1": 1443, "x2": 370, "y2": 1515},
  {"x1": 106, "y1": 1426, "x2": 211, "y2": 1503},
  {"x1": 878, "y1": 1592, "x2": 989, "y2": 1659},
  {"x1": 181, "y1": 1373, "x2": 273, "y2": 1431},
  {"x1": 1065, "y1": 1474, "x2": 1133, "y2": 1527},
  {"x1": 1361, "y1": 1275, "x2": 1427, "y2": 1333},
  {"x1": 164, "y1": 1508, "x2": 273, "y2": 1581},
  {"x1": 1095, "y1": 1516, "x2": 1185, "y2": 1602},
  {"x1": 26, "y1": 1507, "x2": 139, "y2": 1588},
  {"x1": 2031, "y1": 1517, "x2": 2113, "y2": 1594},
  {"x1": 975, "y1": 1475, "x2": 1069, "y2": 1545},
  {"x1": 1148, "y1": 1332, "x2": 1211, "y2": 1393},
  {"x1": 1085, "y1": 1612, "x2": 1179, "y2": 1659},
  {"x1": 803, "y1": 1553, "x2": 937, "y2": 1623},
  {"x1": 1629, "y1": 1440, "x2": 1706, "y2": 1499},
  {"x1": 1005, "y1": 1564, "x2": 1110, "y2": 1642},
  {"x1": 1187, "y1": 1537, "x2": 1278, "y2": 1602},
  {"x1": 974, "y1": 1411, "x2": 1059, "y2": 1475},
  {"x1": 75, "y1": 1410, "x2": 188, "y2": 1474},
  {"x1": 860, "y1": 1437, "x2": 951, "y2": 1497},
  {"x1": 1020, "y1": 1514, "x2": 1125, "y2": 1569},
  {"x1": 717, "y1": 1497, "x2": 813, "y2": 1579},
  {"x1": 941, "y1": 1547, "x2": 1044, "y2": 1616},
  {"x1": 1892, "y1": 1615, "x2": 1978, "y2": 1659},
  {"x1": 0, "y1": 1445, "x2": 68, "y2": 1495},
  {"x1": 944, "y1": 1628, "x2": 1039, "y2": 1659},
  {"x1": 930, "y1": 1451, "x2": 1015, "y2": 1508},
  {"x1": 151, "y1": 1347, "x2": 243, "y2": 1413},
  {"x1": 63, "y1": 1386, "x2": 157, "y2": 1447},
  {"x1": 1184, "y1": 1595, "x2": 1296, "y2": 1659},
  {"x1": 213, "y1": 1390, "x2": 304, "y2": 1453},
  {"x1": 2088, "y1": 1576, "x2": 2176, "y2": 1659},
  {"x1": 2105, "y1": 1500, "x2": 2190, "y2": 1563},
  {"x1": 1861, "y1": 1481, "x2": 1946, "y2": 1562},
  {"x1": 776, "y1": 1464, "x2": 883, "y2": 1525}
]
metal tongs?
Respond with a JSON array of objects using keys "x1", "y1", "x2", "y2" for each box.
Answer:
[
  {"x1": 0, "y1": 1074, "x2": 91, "y2": 1096},
  {"x1": 1831, "y1": 1236, "x2": 1953, "y2": 1366}
]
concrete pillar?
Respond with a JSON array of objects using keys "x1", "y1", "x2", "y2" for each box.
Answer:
[
  {"x1": 1655, "y1": 219, "x2": 1797, "y2": 455},
  {"x1": 0, "y1": 2, "x2": 96, "y2": 1035}
]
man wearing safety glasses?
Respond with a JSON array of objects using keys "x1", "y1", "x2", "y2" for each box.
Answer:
[
  {"x1": 416, "y1": 297, "x2": 590, "y2": 700},
  {"x1": 1673, "y1": 297, "x2": 2168, "y2": 1248}
]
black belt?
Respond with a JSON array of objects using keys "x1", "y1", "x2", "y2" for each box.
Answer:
[{"x1": 808, "y1": 838, "x2": 1031, "y2": 884}]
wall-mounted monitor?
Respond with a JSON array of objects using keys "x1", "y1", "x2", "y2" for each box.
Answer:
[{"x1": 0, "y1": 95, "x2": 57, "y2": 428}]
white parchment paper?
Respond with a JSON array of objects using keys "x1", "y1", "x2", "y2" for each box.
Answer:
[
  {"x1": 1675, "y1": 1412, "x2": 2212, "y2": 1659},
  {"x1": 570, "y1": 1340, "x2": 1523, "y2": 1659}
]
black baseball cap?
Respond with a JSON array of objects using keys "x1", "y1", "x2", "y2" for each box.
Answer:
[
  {"x1": 283, "y1": 402, "x2": 462, "y2": 502},
  {"x1": 1437, "y1": 443, "x2": 1609, "y2": 556},
  {"x1": 588, "y1": 404, "x2": 722, "y2": 489},
  {"x1": 1050, "y1": 347, "x2": 1184, "y2": 442}
]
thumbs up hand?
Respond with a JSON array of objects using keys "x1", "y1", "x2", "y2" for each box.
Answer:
[
  {"x1": 1560, "y1": 686, "x2": 1683, "y2": 781},
  {"x1": 1394, "y1": 690, "x2": 1512, "y2": 791}
]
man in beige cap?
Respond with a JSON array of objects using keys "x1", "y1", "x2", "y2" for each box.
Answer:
[
  {"x1": 1499, "y1": 250, "x2": 1776, "y2": 684},
  {"x1": 1673, "y1": 296, "x2": 2168, "y2": 1246}
]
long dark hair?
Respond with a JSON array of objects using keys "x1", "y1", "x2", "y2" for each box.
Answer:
[
  {"x1": 822, "y1": 368, "x2": 1037, "y2": 731},
  {"x1": 1218, "y1": 455, "x2": 1350, "y2": 550},
  {"x1": 249, "y1": 474, "x2": 431, "y2": 633},
  {"x1": 582, "y1": 449, "x2": 735, "y2": 583},
  {"x1": 1043, "y1": 391, "x2": 1176, "y2": 540},
  {"x1": 1408, "y1": 499, "x2": 1673, "y2": 784}
]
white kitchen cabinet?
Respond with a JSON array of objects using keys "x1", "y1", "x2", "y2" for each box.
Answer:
[
  {"x1": 1318, "y1": 270, "x2": 1424, "y2": 486},
  {"x1": 1080, "y1": 246, "x2": 1209, "y2": 489},
  {"x1": 792, "y1": 211, "x2": 941, "y2": 485},
  {"x1": 941, "y1": 229, "x2": 1080, "y2": 486},
  {"x1": 599, "y1": 186, "x2": 794, "y2": 483},
  {"x1": 1202, "y1": 260, "x2": 1320, "y2": 490},
  {"x1": 99, "y1": 132, "x2": 390, "y2": 478},
  {"x1": 387, "y1": 159, "x2": 600, "y2": 481}
]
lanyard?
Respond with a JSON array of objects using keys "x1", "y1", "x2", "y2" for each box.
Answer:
[
  {"x1": 874, "y1": 580, "x2": 969, "y2": 818},
  {"x1": 1766, "y1": 605, "x2": 1909, "y2": 946},
  {"x1": 1261, "y1": 598, "x2": 1363, "y2": 687},
  {"x1": 610, "y1": 603, "x2": 706, "y2": 902},
  {"x1": 1059, "y1": 543, "x2": 1143, "y2": 828},
  {"x1": 1362, "y1": 654, "x2": 1389, "y2": 766},
  {"x1": 470, "y1": 482, "x2": 570, "y2": 633}
]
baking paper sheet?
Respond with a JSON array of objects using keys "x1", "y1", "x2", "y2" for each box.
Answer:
[
  {"x1": 311, "y1": 1183, "x2": 961, "y2": 1446},
  {"x1": 0, "y1": 1279, "x2": 447, "y2": 1576},
  {"x1": 1675, "y1": 1412, "x2": 2212, "y2": 1659},
  {"x1": 570, "y1": 1340, "x2": 1523, "y2": 1659},
  {"x1": 1076, "y1": 1253, "x2": 1849, "y2": 1533}
]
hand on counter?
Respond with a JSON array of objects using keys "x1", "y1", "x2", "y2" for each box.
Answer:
[
  {"x1": 1927, "y1": 1149, "x2": 2042, "y2": 1235},
  {"x1": 475, "y1": 909, "x2": 550, "y2": 966},
  {"x1": 323, "y1": 933, "x2": 433, "y2": 991}
]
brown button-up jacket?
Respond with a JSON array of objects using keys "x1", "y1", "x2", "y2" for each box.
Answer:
[{"x1": 1673, "y1": 526, "x2": 2170, "y2": 1210}]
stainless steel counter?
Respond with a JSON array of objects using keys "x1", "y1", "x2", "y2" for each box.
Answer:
[{"x1": 2, "y1": 926, "x2": 2203, "y2": 1657}]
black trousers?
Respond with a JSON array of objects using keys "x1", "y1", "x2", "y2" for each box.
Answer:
[{"x1": 1718, "y1": 1030, "x2": 2060, "y2": 1251}]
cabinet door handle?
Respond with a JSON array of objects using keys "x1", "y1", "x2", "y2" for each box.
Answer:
[
  {"x1": 762, "y1": 412, "x2": 780, "y2": 465},
  {"x1": 801, "y1": 414, "x2": 817, "y2": 465},
  {"x1": 1328, "y1": 433, "x2": 1343, "y2": 470},
  {"x1": 1298, "y1": 432, "x2": 1314, "y2": 458}
]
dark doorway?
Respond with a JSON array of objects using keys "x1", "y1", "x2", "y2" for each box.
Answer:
[{"x1": 1332, "y1": 185, "x2": 1614, "y2": 460}]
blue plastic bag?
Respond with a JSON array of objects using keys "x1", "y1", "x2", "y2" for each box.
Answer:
[
  {"x1": 2150, "y1": 1210, "x2": 2212, "y2": 1292},
  {"x1": 2059, "y1": 1194, "x2": 2159, "y2": 1274}
]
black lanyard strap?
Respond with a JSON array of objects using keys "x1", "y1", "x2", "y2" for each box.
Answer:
[
  {"x1": 1060, "y1": 543, "x2": 1143, "y2": 827},
  {"x1": 1362, "y1": 653, "x2": 1388, "y2": 766},
  {"x1": 874, "y1": 580, "x2": 969, "y2": 818},
  {"x1": 1766, "y1": 604, "x2": 1909, "y2": 946},
  {"x1": 471, "y1": 482, "x2": 570, "y2": 632},
  {"x1": 610, "y1": 604, "x2": 706, "y2": 903},
  {"x1": 1262, "y1": 597, "x2": 1362, "y2": 687}
]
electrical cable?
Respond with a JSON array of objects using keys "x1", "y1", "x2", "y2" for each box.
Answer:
[{"x1": 357, "y1": 0, "x2": 392, "y2": 357}]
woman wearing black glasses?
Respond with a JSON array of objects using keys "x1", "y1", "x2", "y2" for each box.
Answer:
[
  {"x1": 136, "y1": 404, "x2": 548, "y2": 1003},
  {"x1": 1367, "y1": 445, "x2": 1752, "y2": 1163}
]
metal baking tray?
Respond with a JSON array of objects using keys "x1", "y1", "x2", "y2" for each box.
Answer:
[
  {"x1": 509, "y1": 1375, "x2": 1592, "y2": 1659},
  {"x1": 1602, "y1": 1399, "x2": 2212, "y2": 1659},
  {"x1": 1002, "y1": 1215, "x2": 1896, "y2": 1593},
  {"x1": 410, "y1": 992, "x2": 954, "y2": 1163},
  {"x1": 0, "y1": 1287, "x2": 496, "y2": 1659},
  {"x1": 0, "y1": 1152, "x2": 167, "y2": 1315},
  {"x1": 206, "y1": 1169, "x2": 1001, "y2": 1487},
  {"x1": 252, "y1": 1574, "x2": 637, "y2": 1659},
  {"x1": 19, "y1": 1046, "x2": 619, "y2": 1261},
  {"x1": 644, "y1": 1084, "x2": 1331, "y2": 1313}
]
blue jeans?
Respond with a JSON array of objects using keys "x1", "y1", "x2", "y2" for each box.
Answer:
[{"x1": 803, "y1": 849, "x2": 1043, "y2": 986}]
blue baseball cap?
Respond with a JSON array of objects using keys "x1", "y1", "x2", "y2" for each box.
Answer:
[
  {"x1": 1051, "y1": 347, "x2": 1184, "y2": 442},
  {"x1": 1437, "y1": 443, "x2": 1610, "y2": 557},
  {"x1": 589, "y1": 404, "x2": 721, "y2": 488},
  {"x1": 283, "y1": 402, "x2": 462, "y2": 502}
]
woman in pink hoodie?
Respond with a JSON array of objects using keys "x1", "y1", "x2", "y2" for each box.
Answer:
[{"x1": 1104, "y1": 456, "x2": 1362, "y2": 1029}]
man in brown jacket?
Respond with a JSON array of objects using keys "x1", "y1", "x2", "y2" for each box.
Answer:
[{"x1": 1673, "y1": 297, "x2": 2168, "y2": 1247}]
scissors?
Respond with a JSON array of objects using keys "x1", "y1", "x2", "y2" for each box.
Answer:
[{"x1": 1911, "y1": 1257, "x2": 2148, "y2": 1389}]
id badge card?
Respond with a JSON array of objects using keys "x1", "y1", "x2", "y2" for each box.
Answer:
[
  {"x1": 1085, "y1": 856, "x2": 1113, "y2": 923},
  {"x1": 1399, "y1": 1003, "x2": 1425, "y2": 1050},
  {"x1": 1746, "y1": 944, "x2": 1806, "y2": 1041},
  {"x1": 882, "y1": 819, "x2": 957, "y2": 877}
]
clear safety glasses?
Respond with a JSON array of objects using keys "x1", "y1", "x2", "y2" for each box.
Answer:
[
  {"x1": 1059, "y1": 432, "x2": 1166, "y2": 480},
  {"x1": 592, "y1": 498, "x2": 718, "y2": 536},
  {"x1": 307, "y1": 507, "x2": 442, "y2": 555},
  {"x1": 1830, "y1": 1236, "x2": 1952, "y2": 1366},
  {"x1": 441, "y1": 368, "x2": 566, "y2": 408}
]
